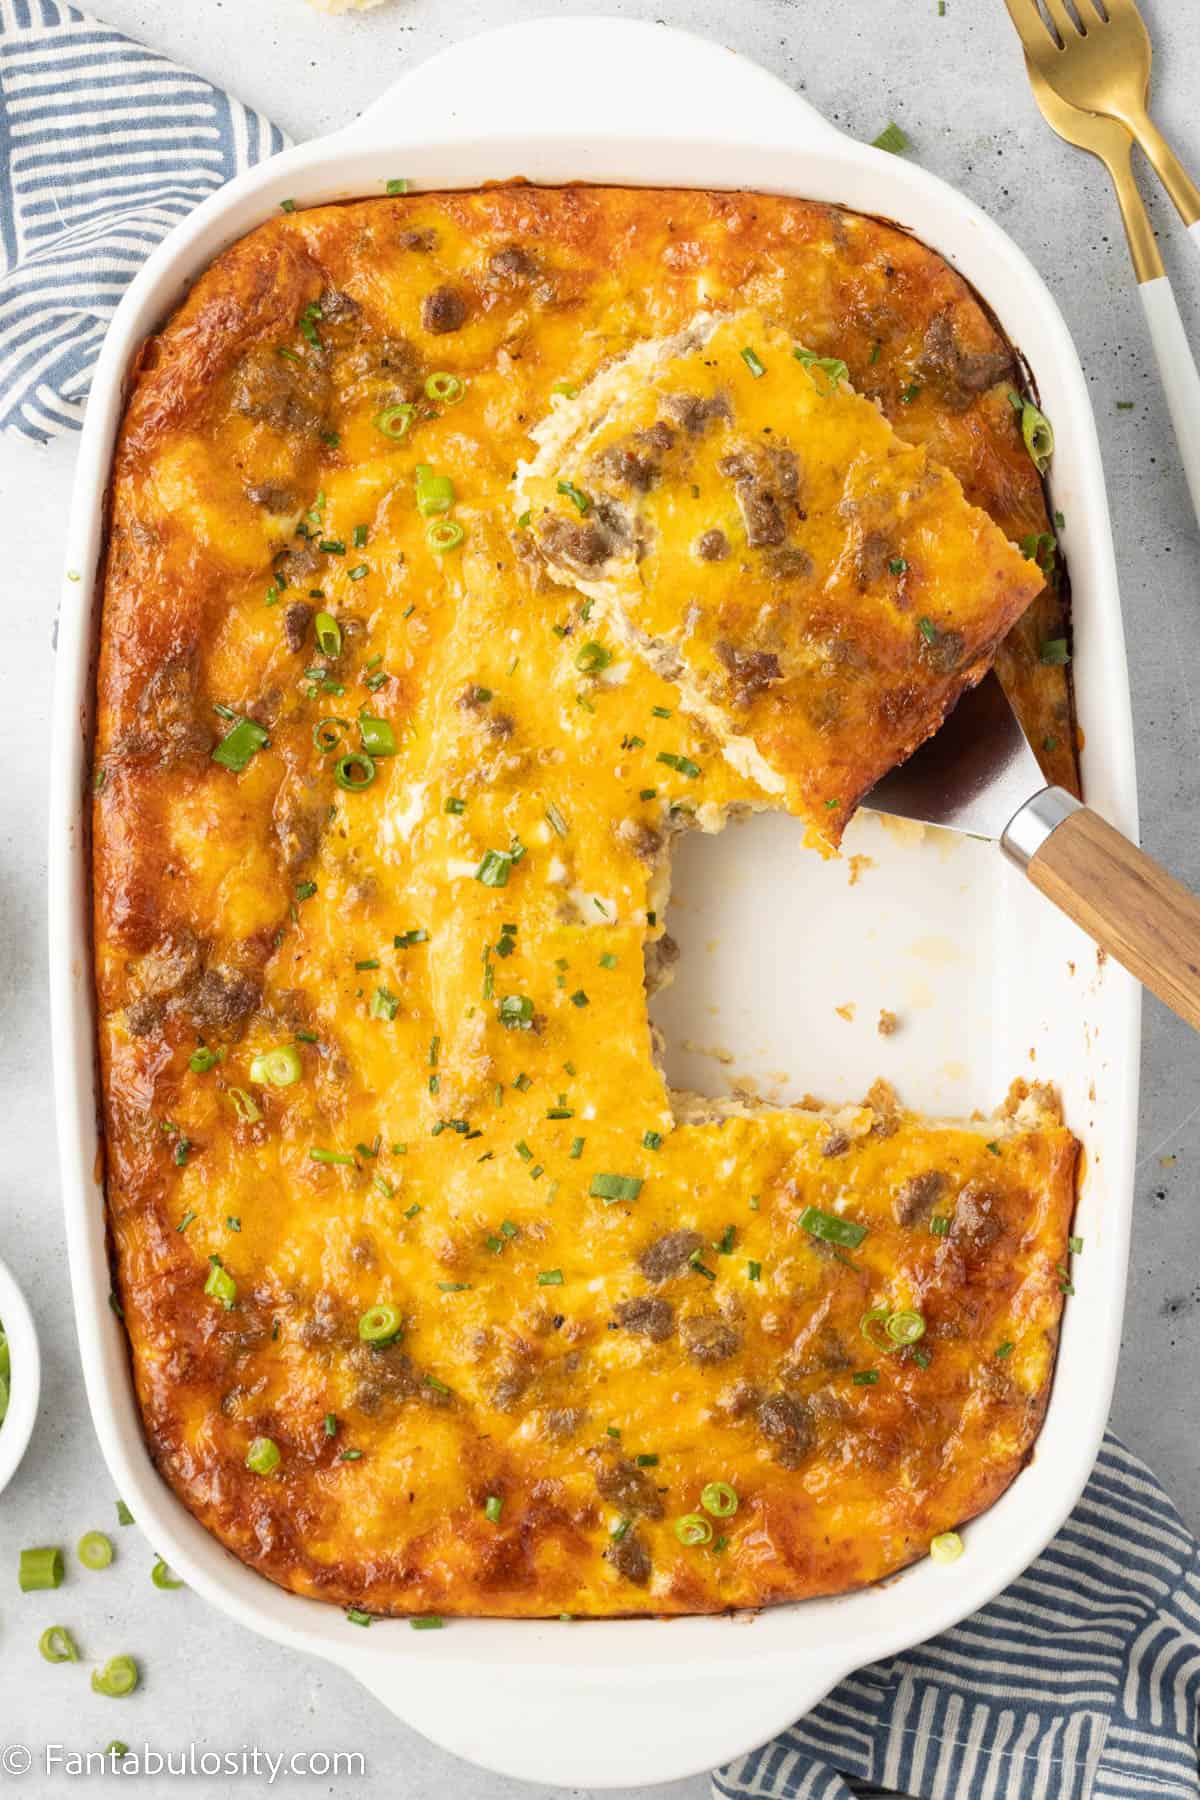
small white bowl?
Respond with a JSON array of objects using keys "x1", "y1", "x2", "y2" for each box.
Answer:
[{"x1": 0, "y1": 1255, "x2": 40, "y2": 1497}]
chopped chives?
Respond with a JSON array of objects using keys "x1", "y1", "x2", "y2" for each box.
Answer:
[
  {"x1": 589, "y1": 1172, "x2": 642, "y2": 1203},
  {"x1": 740, "y1": 346, "x2": 766, "y2": 378},
  {"x1": 800, "y1": 1206, "x2": 867, "y2": 1249},
  {"x1": 537, "y1": 1269, "x2": 564, "y2": 1286},
  {"x1": 872, "y1": 121, "x2": 910, "y2": 154}
]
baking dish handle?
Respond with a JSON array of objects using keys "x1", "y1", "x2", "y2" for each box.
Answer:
[
  {"x1": 348, "y1": 1651, "x2": 836, "y2": 1787},
  {"x1": 340, "y1": 17, "x2": 846, "y2": 157}
]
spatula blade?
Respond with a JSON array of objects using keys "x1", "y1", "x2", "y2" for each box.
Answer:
[{"x1": 864, "y1": 671, "x2": 1048, "y2": 840}]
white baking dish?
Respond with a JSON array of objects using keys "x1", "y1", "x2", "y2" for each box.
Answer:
[{"x1": 48, "y1": 16, "x2": 1140, "y2": 1788}]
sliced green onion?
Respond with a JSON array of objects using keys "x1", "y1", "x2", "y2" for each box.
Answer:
[
  {"x1": 249, "y1": 1045, "x2": 302, "y2": 1088},
  {"x1": 211, "y1": 716, "x2": 269, "y2": 773},
  {"x1": 245, "y1": 1436, "x2": 281, "y2": 1475},
  {"x1": 575, "y1": 640, "x2": 612, "y2": 674},
  {"x1": 557, "y1": 478, "x2": 592, "y2": 515},
  {"x1": 674, "y1": 1513, "x2": 713, "y2": 1547},
  {"x1": 415, "y1": 464, "x2": 455, "y2": 516},
  {"x1": 476, "y1": 848, "x2": 513, "y2": 887},
  {"x1": 930, "y1": 1530, "x2": 964, "y2": 1564},
  {"x1": 801, "y1": 1206, "x2": 868, "y2": 1249},
  {"x1": 386, "y1": 177, "x2": 410, "y2": 194},
  {"x1": 313, "y1": 716, "x2": 348, "y2": 753},
  {"x1": 1040, "y1": 637, "x2": 1070, "y2": 666},
  {"x1": 77, "y1": 1531, "x2": 114, "y2": 1571},
  {"x1": 886, "y1": 1308, "x2": 926, "y2": 1346},
  {"x1": 1021, "y1": 401, "x2": 1055, "y2": 474},
  {"x1": 410, "y1": 1615, "x2": 443, "y2": 1630},
  {"x1": 358, "y1": 1303, "x2": 403, "y2": 1346},
  {"x1": 189, "y1": 1046, "x2": 223, "y2": 1073},
  {"x1": 359, "y1": 715, "x2": 396, "y2": 756},
  {"x1": 106, "y1": 1742, "x2": 129, "y2": 1758},
  {"x1": 334, "y1": 751, "x2": 376, "y2": 791},
  {"x1": 589, "y1": 1172, "x2": 642, "y2": 1203},
  {"x1": 116, "y1": 1501, "x2": 134, "y2": 1527},
  {"x1": 700, "y1": 1481, "x2": 738, "y2": 1519},
  {"x1": 19, "y1": 1547, "x2": 64, "y2": 1591},
  {"x1": 375, "y1": 403, "x2": 416, "y2": 439},
  {"x1": 484, "y1": 1494, "x2": 504, "y2": 1523},
  {"x1": 371, "y1": 986, "x2": 400, "y2": 1021},
  {"x1": 310, "y1": 1147, "x2": 355, "y2": 1166},
  {"x1": 740, "y1": 346, "x2": 766, "y2": 378},
  {"x1": 91, "y1": 1655, "x2": 138, "y2": 1698},
  {"x1": 656, "y1": 751, "x2": 701, "y2": 779},
  {"x1": 498, "y1": 994, "x2": 534, "y2": 1029},
  {"x1": 228, "y1": 1087, "x2": 260, "y2": 1127},
  {"x1": 151, "y1": 1559, "x2": 184, "y2": 1590},
  {"x1": 853, "y1": 1369, "x2": 880, "y2": 1386},
  {"x1": 346, "y1": 1608, "x2": 373, "y2": 1626},
  {"x1": 872, "y1": 120, "x2": 909, "y2": 154},
  {"x1": 794, "y1": 345, "x2": 849, "y2": 391},
  {"x1": 427, "y1": 518, "x2": 465, "y2": 553},
  {"x1": 425, "y1": 371, "x2": 465, "y2": 404},
  {"x1": 314, "y1": 611, "x2": 342, "y2": 658},
  {"x1": 537, "y1": 1269, "x2": 564, "y2": 1286},
  {"x1": 747, "y1": 1259, "x2": 762, "y2": 1281},
  {"x1": 39, "y1": 1624, "x2": 80, "y2": 1663},
  {"x1": 203, "y1": 1257, "x2": 237, "y2": 1310}
]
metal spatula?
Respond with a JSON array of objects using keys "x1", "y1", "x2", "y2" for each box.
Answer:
[{"x1": 867, "y1": 673, "x2": 1200, "y2": 1030}]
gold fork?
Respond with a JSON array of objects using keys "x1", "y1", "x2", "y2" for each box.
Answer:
[
  {"x1": 1001, "y1": 0, "x2": 1200, "y2": 227},
  {"x1": 1002, "y1": 0, "x2": 1200, "y2": 524}
]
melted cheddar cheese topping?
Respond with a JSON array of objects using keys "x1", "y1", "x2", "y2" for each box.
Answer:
[{"x1": 94, "y1": 186, "x2": 1077, "y2": 1617}]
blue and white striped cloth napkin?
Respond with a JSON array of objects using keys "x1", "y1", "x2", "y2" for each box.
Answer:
[
  {"x1": 718, "y1": 1435, "x2": 1200, "y2": 1800},
  {"x1": 0, "y1": 0, "x2": 284, "y2": 442},
  {"x1": 4, "y1": 9, "x2": 1200, "y2": 1798}
]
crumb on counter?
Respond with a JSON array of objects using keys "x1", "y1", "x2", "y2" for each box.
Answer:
[
  {"x1": 848, "y1": 854, "x2": 876, "y2": 887},
  {"x1": 878, "y1": 1009, "x2": 900, "y2": 1036},
  {"x1": 835, "y1": 1003, "x2": 856, "y2": 1022}
]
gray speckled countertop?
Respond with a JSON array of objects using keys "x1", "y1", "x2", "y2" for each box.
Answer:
[{"x1": 1, "y1": 1, "x2": 1198, "y2": 1794}]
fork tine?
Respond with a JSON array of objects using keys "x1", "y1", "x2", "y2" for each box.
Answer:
[
  {"x1": 1040, "y1": 0, "x2": 1088, "y2": 42},
  {"x1": 998, "y1": 0, "x2": 1059, "y2": 59}
]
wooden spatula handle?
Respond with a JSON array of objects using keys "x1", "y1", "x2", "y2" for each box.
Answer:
[{"x1": 1022, "y1": 803, "x2": 1200, "y2": 1029}]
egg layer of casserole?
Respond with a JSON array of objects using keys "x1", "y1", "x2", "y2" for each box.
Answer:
[{"x1": 94, "y1": 185, "x2": 1079, "y2": 1617}]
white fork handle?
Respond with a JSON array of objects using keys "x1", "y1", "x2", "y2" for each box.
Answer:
[{"x1": 1139, "y1": 273, "x2": 1200, "y2": 528}]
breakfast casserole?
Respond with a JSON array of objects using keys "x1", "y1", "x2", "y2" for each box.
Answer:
[{"x1": 93, "y1": 185, "x2": 1079, "y2": 1618}]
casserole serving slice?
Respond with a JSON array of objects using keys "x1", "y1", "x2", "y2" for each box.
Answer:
[{"x1": 49, "y1": 17, "x2": 1139, "y2": 1787}]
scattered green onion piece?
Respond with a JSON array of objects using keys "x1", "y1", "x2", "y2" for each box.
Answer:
[
  {"x1": 386, "y1": 177, "x2": 410, "y2": 194},
  {"x1": 249, "y1": 1045, "x2": 303, "y2": 1088},
  {"x1": 334, "y1": 750, "x2": 376, "y2": 791},
  {"x1": 747, "y1": 1259, "x2": 762, "y2": 1282},
  {"x1": 886, "y1": 1309, "x2": 926, "y2": 1347},
  {"x1": 425, "y1": 371, "x2": 465, "y2": 404},
  {"x1": 853, "y1": 1370, "x2": 880, "y2": 1386},
  {"x1": 1021, "y1": 401, "x2": 1055, "y2": 474},
  {"x1": 700, "y1": 1481, "x2": 738, "y2": 1519},
  {"x1": 211, "y1": 716, "x2": 269, "y2": 773},
  {"x1": 801, "y1": 1206, "x2": 868, "y2": 1249},
  {"x1": 188, "y1": 1046, "x2": 223, "y2": 1073},
  {"x1": 589, "y1": 1173, "x2": 642, "y2": 1203},
  {"x1": 116, "y1": 1501, "x2": 134, "y2": 1527},
  {"x1": 427, "y1": 519, "x2": 465, "y2": 553},
  {"x1": 574, "y1": 640, "x2": 612, "y2": 674},
  {"x1": 930, "y1": 1530, "x2": 964, "y2": 1564},
  {"x1": 656, "y1": 751, "x2": 701, "y2": 779},
  {"x1": 227, "y1": 1086, "x2": 261, "y2": 1125},
  {"x1": 40, "y1": 1623, "x2": 80, "y2": 1662},
  {"x1": 314, "y1": 611, "x2": 342, "y2": 658},
  {"x1": 415, "y1": 464, "x2": 455, "y2": 516},
  {"x1": 476, "y1": 848, "x2": 513, "y2": 887},
  {"x1": 19, "y1": 1547, "x2": 64, "y2": 1591},
  {"x1": 358, "y1": 715, "x2": 396, "y2": 757},
  {"x1": 375, "y1": 404, "x2": 416, "y2": 440},
  {"x1": 674, "y1": 1513, "x2": 713, "y2": 1547},
  {"x1": 313, "y1": 715, "x2": 348, "y2": 753},
  {"x1": 77, "y1": 1531, "x2": 114, "y2": 1571},
  {"x1": 310, "y1": 1147, "x2": 355, "y2": 1166},
  {"x1": 1040, "y1": 638, "x2": 1070, "y2": 666},
  {"x1": 410, "y1": 1615, "x2": 443, "y2": 1630},
  {"x1": 872, "y1": 121, "x2": 909, "y2": 154},
  {"x1": 537, "y1": 1269, "x2": 564, "y2": 1286},
  {"x1": 245, "y1": 1436, "x2": 281, "y2": 1475},
  {"x1": 91, "y1": 1655, "x2": 139, "y2": 1698},
  {"x1": 740, "y1": 346, "x2": 766, "y2": 378},
  {"x1": 358, "y1": 1304, "x2": 403, "y2": 1347},
  {"x1": 151, "y1": 1559, "x2": 184, "y2": 1590},
  {"x1": 346, "y1": 1608, "x2": 372, "y2": 1626},
  {"x1": 203, "y1": 1257, "x2": 237, "y2": 1310},
  {"x1": 484, "y1": 1495, "x2": 504, "y2": 1523}
]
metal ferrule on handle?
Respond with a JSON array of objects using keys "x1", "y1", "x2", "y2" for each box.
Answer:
[{"x1": 1001, "y1": 786, "x2": 1082, "y2": 868}]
